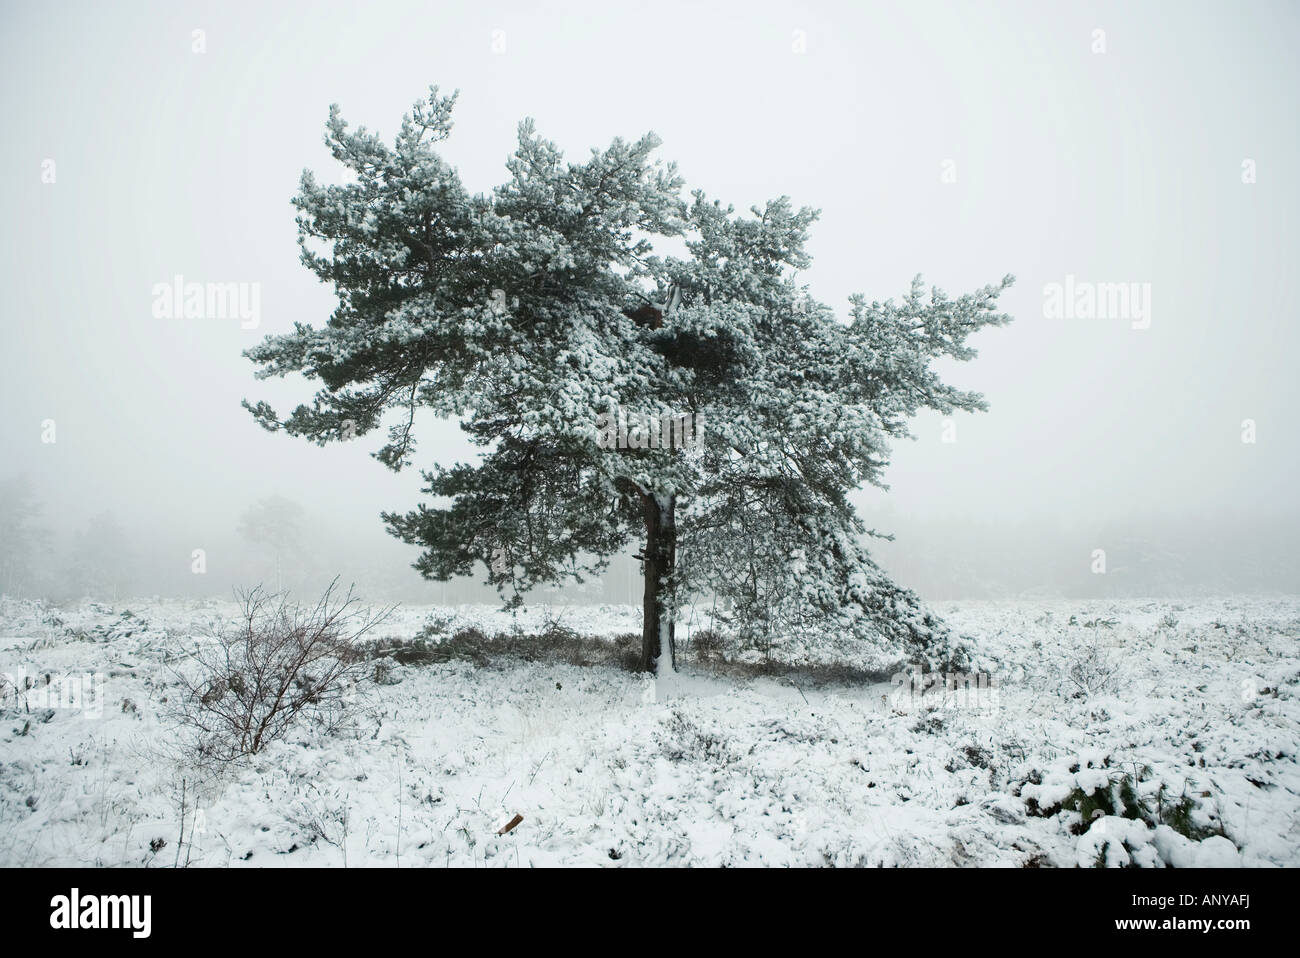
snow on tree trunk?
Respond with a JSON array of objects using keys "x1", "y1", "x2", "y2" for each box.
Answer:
[{"x1": 641, "y1": 492, "x2": 677, "y2": 674}]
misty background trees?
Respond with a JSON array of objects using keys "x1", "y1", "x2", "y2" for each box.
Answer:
[
  {"x1": 0, "y1": 476, "x2": 45, "y2": 597},
  {"x1": 238, "y1": 495, "x2": 305, "y2": 593},
  {"x1": 69, "y1": 512, "x2": 136, "y2": 601},
  {"x1": 1, "y1": 467, "x2": 1296, "y2": 604}
]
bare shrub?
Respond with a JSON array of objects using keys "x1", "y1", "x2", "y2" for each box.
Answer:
[
  {"x1": 1065, "y1": 633, "x2": 1120, "y2": 699},
  {"x1": 688, "y1": 628, "x2": 727, "y2": 663},
  {"x1": 657, "y1": 705, "x2": 738, "y2": 766},
  {"x1": 357, "y1": 625, "x2": 642, "y2": 672},
  {"x1": 416, "y1": 610, "x2": 456, "y2": 640},
  {"x1": 285, "y1": 783, "x2": 353, "y2": 866},
  {"x1": 0, "y1": 671, "x2": 25, "y2": 711},
  {"x1": 167, "y1": 579, "x2": 393, "y2": 765}
]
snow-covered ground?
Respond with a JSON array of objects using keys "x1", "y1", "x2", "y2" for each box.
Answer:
[{"x1": 1, "y1": 595, "x2": 1297, "y2": 867}]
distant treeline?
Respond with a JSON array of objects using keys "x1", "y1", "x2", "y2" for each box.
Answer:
[{"x1": 3, "y1": 473, "x2": 1295, "y2": 604}]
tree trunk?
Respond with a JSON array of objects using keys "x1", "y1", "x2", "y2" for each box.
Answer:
[{"x1": 640, "y1": 492, "x2": 677, "y2": 673}]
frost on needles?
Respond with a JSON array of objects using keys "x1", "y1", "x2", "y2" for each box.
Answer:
[{"x1": 242, "y1": 86, "x2": 1014, "y2": 676}]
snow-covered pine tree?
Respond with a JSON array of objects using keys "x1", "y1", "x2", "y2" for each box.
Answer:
[{"x1": 244, "y1": 88, "x2": 1013, "y2": 675}]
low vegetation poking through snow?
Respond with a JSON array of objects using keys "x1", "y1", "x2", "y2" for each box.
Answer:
[{"x1": 0, "y1": 595, "x2": 1297, "y2": 866}]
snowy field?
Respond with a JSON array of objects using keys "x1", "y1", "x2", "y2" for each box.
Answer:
[{"x1": 1, "y1": 594, "x2": 1297, "y2": 867}]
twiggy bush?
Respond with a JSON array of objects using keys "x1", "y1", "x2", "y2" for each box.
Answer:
[{"x1": 168, "y1": 579, "x2": 392, "y2": 764}]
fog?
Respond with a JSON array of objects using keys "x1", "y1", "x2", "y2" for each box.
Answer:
[{"x1": 2, "y1": 0, "x2": 1297, "y2": 603}]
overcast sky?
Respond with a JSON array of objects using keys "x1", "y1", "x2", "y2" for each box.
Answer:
[{"x1": 2, "y1": 0, "x2": 1297, "y2": 598}]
